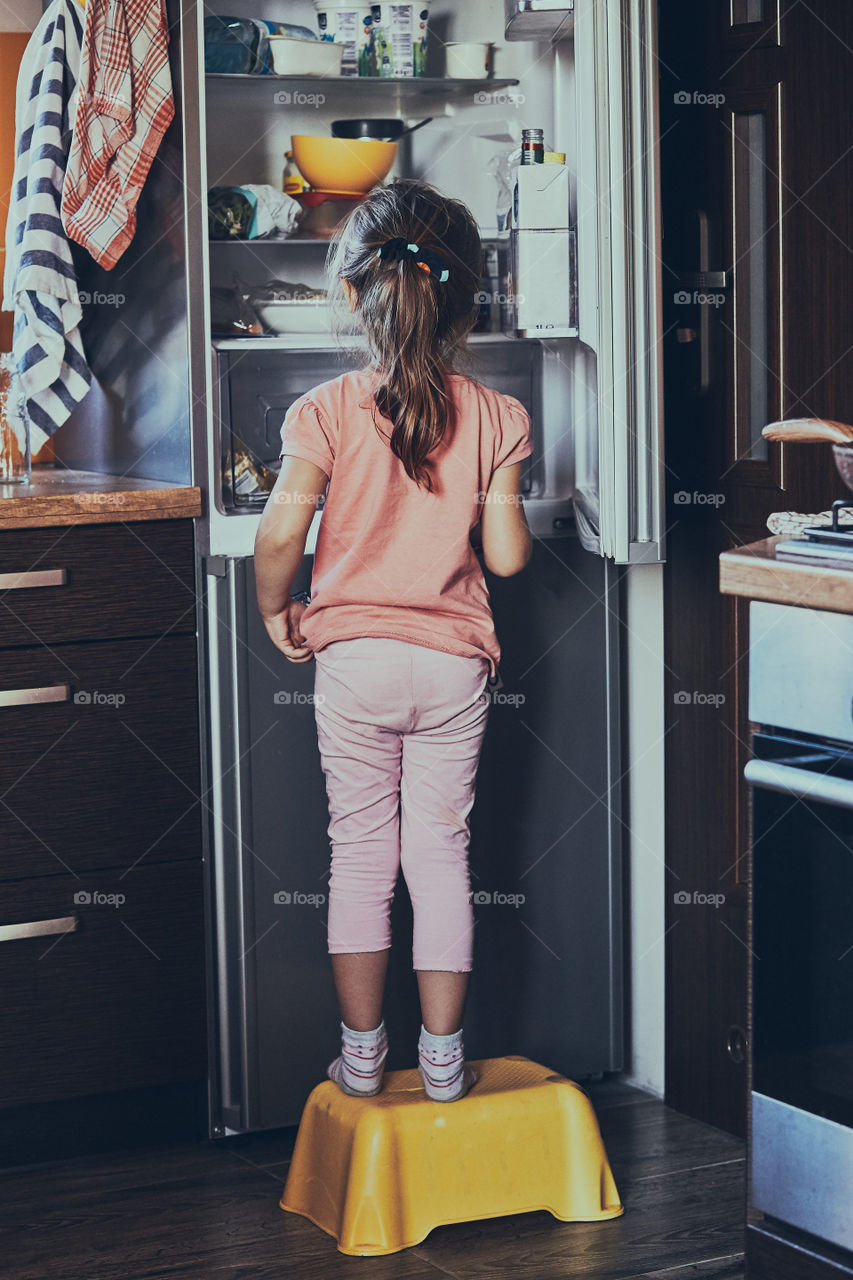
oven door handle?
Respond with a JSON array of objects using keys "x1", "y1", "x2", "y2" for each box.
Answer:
[{"x1": 744, "y1": 758, "x2": 853, "y2": 809}]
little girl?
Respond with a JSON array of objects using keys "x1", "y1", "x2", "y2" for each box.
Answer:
[{"x1": 254, "y1": 180, "x2": 532, "y2": 1103}]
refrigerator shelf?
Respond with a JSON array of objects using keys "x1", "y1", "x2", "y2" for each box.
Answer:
[
  {"x1": 210, "y1": 333, "x2": 571, "y2": 351},
  {"x1": 209, "y1": 233, "x2": 512, "y2": 248},
  {"x1": 205, "y1": 74, "x2": 522, "y2": 102}
]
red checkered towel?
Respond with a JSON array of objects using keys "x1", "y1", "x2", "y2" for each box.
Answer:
[{"x1": 61, "y1": 0, "x2": 175, "y2": 270}]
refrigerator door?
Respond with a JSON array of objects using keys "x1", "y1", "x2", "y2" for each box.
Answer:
[{"x1": 574, "y1": 0, "x2": 666, "y2": 563}]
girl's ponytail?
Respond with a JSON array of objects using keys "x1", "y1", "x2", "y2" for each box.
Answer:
[{"x1": 326, "y1": 181, "x2": 482, "y2": 490}]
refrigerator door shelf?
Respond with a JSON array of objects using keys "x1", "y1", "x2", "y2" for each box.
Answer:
[{"x1": 508, "y1": 228, "x2": 578, "y2": 339}]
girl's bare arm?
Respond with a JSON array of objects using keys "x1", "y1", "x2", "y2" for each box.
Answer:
[{"x1": 479, "y1": 462, "x2": 533, "y2": 577}]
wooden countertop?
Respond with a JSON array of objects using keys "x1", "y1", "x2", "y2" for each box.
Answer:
[
  {"x1": 0, "y1": 469, "x2": 202, "y2": 529},
  {"x1": 720, "y1": 535, "x2": 853, "y2": 615}
]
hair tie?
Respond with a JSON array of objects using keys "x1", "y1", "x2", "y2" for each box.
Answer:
[{"x1": 376, "y1": 237, "x2": 450, "y2": 283}]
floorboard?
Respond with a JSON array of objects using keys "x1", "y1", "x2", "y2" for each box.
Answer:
[{"x1": 0, "y1": 1081, "x2": 744, "y2": 1280}]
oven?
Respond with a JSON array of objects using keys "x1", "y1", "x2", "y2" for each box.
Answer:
[{"x1": 746, "y1": 601, "x2": 853, "y2": 1254}]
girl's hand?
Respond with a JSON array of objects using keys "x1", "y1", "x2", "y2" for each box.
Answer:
[{"x1": 263, "y1": 599, "x2": 314, "y2": 663}]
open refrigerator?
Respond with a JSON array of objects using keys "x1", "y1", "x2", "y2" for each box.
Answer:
[{"x1": 180, "y1": 0, "x2": 664, "y2": 1133}]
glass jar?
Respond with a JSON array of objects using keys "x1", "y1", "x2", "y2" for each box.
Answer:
[
  {"x1": 0, "y1": 354, "x2": 31, "y2": 485},
  {"x1": 520, "y1": 128, "x2": 545, "y2": 165}
]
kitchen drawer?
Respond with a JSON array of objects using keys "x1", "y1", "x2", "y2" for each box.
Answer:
[
  {"x1": 749, "y1": 601, "x2": 853, "y2": 743},
  {"x1": 0, "y1": 635, "x2": 202, "y2": 880},
  {"x1": 0, "y1": 859, "x2": 206, "y2": 1107},
  {"x1": 0, "y1": 520, "x2": 196, "y2": 648}
]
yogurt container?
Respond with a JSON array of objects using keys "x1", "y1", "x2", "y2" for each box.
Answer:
[
  {"x1": 371, "y1": 3, "x2": 430, "y2": 78},
  {"x1": 313, "y1": 3, "x2": 374, "y2": 76}
]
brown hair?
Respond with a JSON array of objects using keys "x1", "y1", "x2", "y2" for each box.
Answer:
[{"x1": 327, "y1": 180, "x2": 482, "y2": 490}]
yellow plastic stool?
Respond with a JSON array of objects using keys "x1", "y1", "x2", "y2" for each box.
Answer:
[{"x1": 280, "y1": 1055, "x2": 624, "y2": 1256}]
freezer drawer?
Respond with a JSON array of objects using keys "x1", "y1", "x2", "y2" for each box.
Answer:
[{"x1": 212, "y1": 341, "x2": 545, "y2": 512}]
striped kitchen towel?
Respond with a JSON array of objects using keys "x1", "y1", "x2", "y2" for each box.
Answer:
[
  {"x1": 1, "y1": 0, "x2": 92, "y2": 452},
  {"x1": 61, "y1": 0, "x2": 175, "y2": 271}
]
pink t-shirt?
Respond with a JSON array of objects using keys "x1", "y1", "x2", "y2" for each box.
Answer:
[{"x1": 278, "y1": 368, "x2": 533, "y2": 679}]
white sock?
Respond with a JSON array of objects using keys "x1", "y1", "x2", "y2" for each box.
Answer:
[
  {"x1": 328, "y1": 1020, "x2": 388, "y2": 1096},
  {"x1": 417, "y1": 1025, "x2": 477, "y2": 1102}
]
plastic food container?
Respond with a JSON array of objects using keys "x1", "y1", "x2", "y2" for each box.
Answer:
[
  {"x1": 267, "y1": 34, "x2": 344, "y2": 76},
  {"x1": 444, "y1": 42, "x2": 491, "y2": 79},
  {"x1": 313, "y1": 3, "x2": 373, "y2": 77},
  {"x1": 372, "y1": 3, "x2": 430, "y2": 77},
  {"x1": 295, "y1": 191, "x2": 363, "y2": 239}
]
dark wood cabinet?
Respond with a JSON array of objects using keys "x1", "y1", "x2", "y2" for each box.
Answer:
[
  {"x1": 0, "y1": 859, "x2": 206, "y2": 1107},
  {"x1": 0, "y1": 519, "x2": 206, "y2": 1124},
  {"x1": 0, "y1": 635, "x2": 201, "y2": 880},
  {"x1": 0, "y1": 521, "x2": 196, "y2": 647}
]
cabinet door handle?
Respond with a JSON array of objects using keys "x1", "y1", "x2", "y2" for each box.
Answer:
[
  {"x1": 0, "y1": 684, "x2": 71, "y2": 708},
  {"x1": 0, "y1": 915, "x2": 79, "y2": 943},
  {"x1": 0, "y1": 569, "x2": 67, "y2": 590}
]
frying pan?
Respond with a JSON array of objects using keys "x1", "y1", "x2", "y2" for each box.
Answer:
[{"x1": 331, "y1": 117, "x2": 433, "y2": 142}]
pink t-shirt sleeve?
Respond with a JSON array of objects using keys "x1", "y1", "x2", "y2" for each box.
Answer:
[
  {"x1": 279, "y1": 394, "x2": 335, "y2": 478},
  {"x1": 495, "y1": 395, "x2": 534, "y2": 469}
]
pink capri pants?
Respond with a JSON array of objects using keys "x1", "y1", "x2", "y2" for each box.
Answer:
[{"x1": 313, "y1": 637, "x2": 491, "y2": 973}]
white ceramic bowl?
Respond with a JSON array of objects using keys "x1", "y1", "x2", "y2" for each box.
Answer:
[{"x1": 254, "y1": 299, "x2": 334, "y2": 334}]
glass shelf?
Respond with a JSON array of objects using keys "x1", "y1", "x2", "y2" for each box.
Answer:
[
  {"x1": 209, "y1": 237, "x2": 332, "y2": 247},
  {"x1": 211, "y1": 333, "x2": 565, "y2": 351},
  {"x1": 205, "y1": 74, "x2": 521, "y2": 105},
  {"x1": 206, "y1": 74, "x2": 519, "y2": 88},
  {"x1": 209, "y1": 232, "x2": 509, "y2": 247}
]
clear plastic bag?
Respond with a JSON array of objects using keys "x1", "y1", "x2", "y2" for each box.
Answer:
[{"x1": 204, "y1": 16, "x2": 317, "y2": 75}]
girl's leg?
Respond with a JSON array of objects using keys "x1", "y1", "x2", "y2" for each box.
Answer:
[
  {"x1": 331, "y1": 950, "x2": 390, "y2": 1031},
  {"x1": 399, "y1": 648, "x2": 491, "y2": 1100},
  {"x1": 399, "y1": 653, "x2": 490, "y2": 984},
  {"x1": 314, "y1": 641, "x2": 408, "y2": 1094},
  {"x1": 314, "y1": 646, "x2": 404, "y2": 972},
  {"x1": 415, "y1": 969, "x2": 470, "y2": 1036}
]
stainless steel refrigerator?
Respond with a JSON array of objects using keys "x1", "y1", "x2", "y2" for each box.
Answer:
[{"x1": 180, "y1": 0, "x2": 664, "y2": 1133}]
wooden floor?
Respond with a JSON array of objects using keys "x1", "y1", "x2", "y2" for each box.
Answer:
[{"x1": 0, "y1": 1080, "x2": 745, "y2": 1280}]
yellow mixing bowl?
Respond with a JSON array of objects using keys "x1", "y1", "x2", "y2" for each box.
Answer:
[{"x1": 291, "y1": 135, "x2": 397, "y2": 195}]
